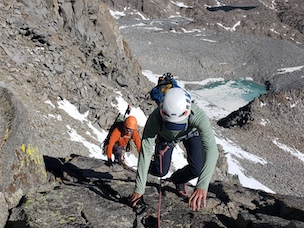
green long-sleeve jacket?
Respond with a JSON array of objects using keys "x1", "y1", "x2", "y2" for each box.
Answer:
[{"x1": 134, "y1": 103, "x2": 219, "y2": 194}]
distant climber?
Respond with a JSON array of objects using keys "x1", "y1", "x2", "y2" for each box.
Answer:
[
  {"x1": 105, "y1": 115, "x2": 141, "y2": 166},
  {"x1": 130, "y1": 88, "x2": 219, "y2": 211}
]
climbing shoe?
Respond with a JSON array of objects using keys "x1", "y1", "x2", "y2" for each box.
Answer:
[
  {"x1": 132, "y1": 197, "x2": 149, "y2": 215},
  {"x1": 175, "y1": 183, "x2": 188, "y2": 199},
  {"x1": 114, "y1": 156, "x2": 122, "y2": 165}
]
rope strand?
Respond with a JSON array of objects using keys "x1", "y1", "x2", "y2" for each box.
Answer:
[
  {"x1": 158, "y1": 154, "x2": 163, "y2": 228},
  {"x1": 157, "y1": 145, "x2": 169, "y2": 228}
]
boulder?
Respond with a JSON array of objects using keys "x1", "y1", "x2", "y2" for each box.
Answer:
[{"x1": 0, "y1": 86, "x2": 47, "y2": 212}]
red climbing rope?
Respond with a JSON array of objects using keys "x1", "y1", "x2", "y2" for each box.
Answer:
[
  {"x1": 157, "y1": 145, "x2": 169, "y2": 228},
  {"x1": 158, "y1": 154, "x2": 162, "y2": 228}
]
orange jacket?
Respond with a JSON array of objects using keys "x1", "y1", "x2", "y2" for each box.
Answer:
[{"x1": 106, "y1": 126, "x2": 141, "y2": 159}]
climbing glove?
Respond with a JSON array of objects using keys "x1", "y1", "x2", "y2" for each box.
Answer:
[{"x1": 106, "y1": 158, "x2": 113, "y2": 167}]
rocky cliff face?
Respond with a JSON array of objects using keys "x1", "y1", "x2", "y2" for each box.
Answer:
[
  {"x1": 0, "y1": 0, "x2": 303, "y2": 227},
  {"x1": 0, "y1": 0, "x2": 153, "y2": 227}
]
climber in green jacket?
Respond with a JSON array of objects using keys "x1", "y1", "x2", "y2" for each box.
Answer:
[{"x1": 131, "y1": 87, "x2": 219, "y2": 211}]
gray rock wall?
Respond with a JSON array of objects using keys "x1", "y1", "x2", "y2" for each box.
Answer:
[
  {"x1": 0, "y1": 0, "x2": 303, "y2": 227},
  {"x1": 0, "y1": 0, "x2": 152, "y2": 226},
  {"x1": 0, "y1": 86, "x2": 47, "y2": 227},
  {"x1": 0, "y1": 0, "x2": 154, "y2": 157}
]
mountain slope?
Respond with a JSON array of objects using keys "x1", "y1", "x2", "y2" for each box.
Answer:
[
  {"x1": 110, "y1": 0, "x2": 304, "y2": 197},
  {"x1": 0, "y1": 0, "x2": 303, "y2": 227}
]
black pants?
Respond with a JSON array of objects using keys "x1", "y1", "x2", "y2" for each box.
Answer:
[
  {"x1": 113, "y1": 143, "x2": 123, "y2": 162},
  {"x1": 149, "y1": 135, "x2": 203, "y2": 184}
]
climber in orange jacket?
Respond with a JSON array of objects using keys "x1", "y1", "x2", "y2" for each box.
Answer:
[{"x1": 106, "y1": 116, "x2": 141, "y2": 166}]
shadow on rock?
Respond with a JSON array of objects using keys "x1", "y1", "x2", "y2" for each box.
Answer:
[
  {"x1": 207, "y1": 6, "x2": 257, "y2": 12},
  {"x1": 43, "y1": 154, "x2": 133, "y2": 203}
]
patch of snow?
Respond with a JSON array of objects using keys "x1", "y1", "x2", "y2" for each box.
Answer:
[
  {"x1": 273, "y1": 138, "x2": 304, "y2": 162},
  {"x1": 277, "y1": 65, "x2": 304, "y2": 74}
]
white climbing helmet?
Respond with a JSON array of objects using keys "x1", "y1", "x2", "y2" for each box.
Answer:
[{"x1": 160, "y1": 87, "x2": 191, "y2": 123}]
